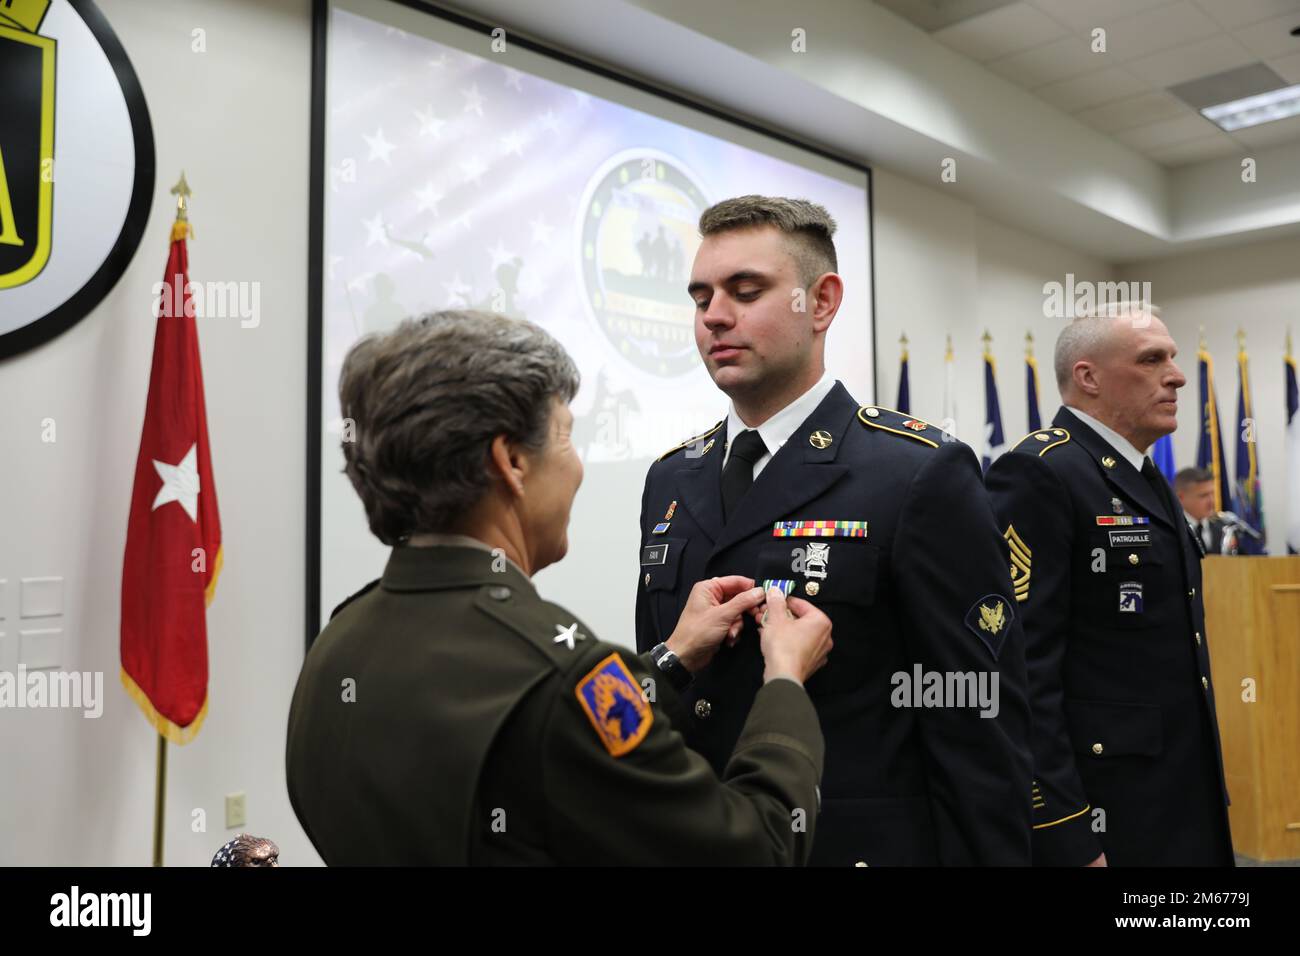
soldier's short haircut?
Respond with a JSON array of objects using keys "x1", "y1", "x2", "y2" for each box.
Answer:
[
  {"x1": 338, "y1": 310, "x2": 580, "y2": 545},
  {"x1": 698, "y1": 195, "x2": 838, "y2": 287},
  {"x1": 1053, "y1": 301, "x2": 1163, "y2": 393},
  {"x1": 1174, "y1": 466, "x2": 1214, "y2": 491}
]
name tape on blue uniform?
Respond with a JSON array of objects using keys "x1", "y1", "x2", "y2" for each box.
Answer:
[
  {"x1": 640, "y1": 544, "x2": 669, "y2": 565},
  {"x1": 575, "y1": 652, "x2": 653, "y2": 757},
  {"x1": 773, "y1": 520, "x2": 868, "y2": 538},
  {"x1": 1108, "y1": 530, "x2": 1151, "y2": 547}
]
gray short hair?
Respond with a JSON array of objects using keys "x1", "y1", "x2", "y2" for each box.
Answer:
[
  {"x1": 699, "y1": 195, "x2": 838, "y2": 286},
  {"x1": 1053, "y1": 301, "x2": 1162, "y2": 392},
  {"x1": 338, "y1": 310, "x2": 580, "y2": 545}
]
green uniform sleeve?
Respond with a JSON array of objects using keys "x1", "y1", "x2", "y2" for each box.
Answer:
[{"x1": 542, "y1": 644, "x2": 824, "y2": 865}]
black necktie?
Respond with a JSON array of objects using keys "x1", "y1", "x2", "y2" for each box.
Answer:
[
  {"x1": 721, "y1": 430, "x2": 767, "y2": 521},
  {"x1": 1141, "y1": 456, "x2": 1175, "y2": 524}
]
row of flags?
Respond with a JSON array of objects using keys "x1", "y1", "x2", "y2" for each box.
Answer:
[{"x1": 894, "y1": 330, "x2": 1299, "y2": 555}]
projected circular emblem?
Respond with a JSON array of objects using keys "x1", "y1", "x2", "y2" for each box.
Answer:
[
  {"x1": 578, "y1": 150, "x2": 708, "y2": 377},
  {"x1": 0, "y1": 0, "x2": 154, "y2": 359}
]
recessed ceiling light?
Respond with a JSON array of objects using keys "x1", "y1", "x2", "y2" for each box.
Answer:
[{"x1": 1201, "y1": 84, "x2": 1300, "y2": 131}]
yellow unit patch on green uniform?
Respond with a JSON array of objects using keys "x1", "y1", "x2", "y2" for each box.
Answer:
[{"x1": 575, "y1": 652, "x2": 653, "y2": 757}]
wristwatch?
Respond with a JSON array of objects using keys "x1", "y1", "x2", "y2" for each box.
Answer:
[{"x1": 649, "y1": 642, "x2": 694, "y2": 692}]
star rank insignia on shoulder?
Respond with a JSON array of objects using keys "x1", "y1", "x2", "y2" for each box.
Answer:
[
  {"x1": 1012, "y1": 427, "x2": 1070, "y2": 455},
  {"x1": 856, "y1": 406, "x2": 945, "y2": 447},
  {"x1": 575, "y1": 652, "x2": 653, "y2": 757},
  {"x1": 656, "y1": 420, "x2": 724, "y2": 462}
]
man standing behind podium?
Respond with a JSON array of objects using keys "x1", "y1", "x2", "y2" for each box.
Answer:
[
  {"x1": 985, "y1": 304, "x2": 1233, "y2": 866},
  {"x1": 634, "y1": 196, "x2": 1031, "y2": 865}
]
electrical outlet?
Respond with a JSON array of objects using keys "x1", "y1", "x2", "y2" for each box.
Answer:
[{"x1": 225, "y1": 792, "x2": 246, "y2": 829}]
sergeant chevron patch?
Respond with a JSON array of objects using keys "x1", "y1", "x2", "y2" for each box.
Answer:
[{"x1": 1004, "y1": 525, "x2": 1031, "y2": 603}]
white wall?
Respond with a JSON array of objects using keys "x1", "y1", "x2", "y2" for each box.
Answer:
[
  {"x1": 873, "y1": 169, "x2": 1114, "y2": 445},
  {"x1": 0, "y1": 0, "x2": 318, "y2": 866},
  {"x1": 1119, "y1": 238, "x2": 1300, "y2": 553}
]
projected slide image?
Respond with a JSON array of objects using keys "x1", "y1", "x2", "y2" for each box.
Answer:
[{"x1": 318, "y1": 0, "x2": 872, "y2": 641}]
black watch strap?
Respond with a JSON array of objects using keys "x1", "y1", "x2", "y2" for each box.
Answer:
[{"x1": 650, "y1": 642, "x2": 694, "y2": 692}]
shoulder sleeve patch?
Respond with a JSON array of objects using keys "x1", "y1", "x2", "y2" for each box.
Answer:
[
  {"x1": 856, "y1": 405, "x2": 942, "y2": 448},
  {"x1": 330, "y1": 579, "x2": 381, "y2": 620},
  {"x1": 1012, "y1": 427, "x2": 1070, "y2": 455},
  {"x1": 965, "y1": 594, "x2": 1014, "y2": 661},
  {"x1": 657, "y1": 420, "x2": 724, "y2": 462},
  {"x1": 574, "y1": 652, "x2": 654, "y2": 757}
]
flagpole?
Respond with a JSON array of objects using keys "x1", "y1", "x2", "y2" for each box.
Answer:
[{"x1": 153, "y1": 733, "x2": 167, "y2": 866}]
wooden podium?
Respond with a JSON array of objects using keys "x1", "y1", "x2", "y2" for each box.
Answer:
[{"x1": 1202, "y1": 555, "x2": 1300, "y2": 862}]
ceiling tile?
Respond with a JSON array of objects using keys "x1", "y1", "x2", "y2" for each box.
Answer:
[
  {"x1": 1268, "y1": 50, "x2": 1300, "y2": 81},
  {"x1": 1144, "y1": 131, "x2": 1243, "y2": 165},
  {"x1": 1191, "y1": 0, "x2": 1300, "y2": 30},
  {"x1": 1232, "y1": 12, "x2": 1300, "y2": 58},
  {"x1": 1125, "y1": 35, "x2": 1258, "y2": 87},
  {"x1": 933, "y1": 3, "x2": 1071, "y2": 62},
  {"x1": 1027, "y1": 0, "x2": 1171, "y2": 32},
  {"x1": 986, "y1": 34, "x2": 1108, "y2": 87},
  {"x1": 1075, "y1": 91, "x2": 1193, "y2": 132},
  {"x1": 1228, "y1": 111, "x2": 1300, "y2": 146},
  {"x1": 1114, "y1": 112, "x2": 1222, "y2": 148},
  {"x1": 1103, "y1": 2, "x2": 1222, "y2": 62},
  {"x1": 1035, "y1": 68, "x2": 1150, "y2": 111}
]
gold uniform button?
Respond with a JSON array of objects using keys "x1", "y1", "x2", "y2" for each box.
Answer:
[
  {"x1": 805, "y1": 581, "x2": 820, "y2": 596},
  {"x1": 1202, "y1": 676, "x2": 1209, "y2": 690},
  {"x1": 1128, "y1": 553, "x2": 1139, "y2": 565},
  {"x1": 694, "y1": 699, "x2": 712, "y2": 719},
  {"x1": 1092, "y1": 743, "x2": 1104, "y2": 755},
  {"x1": 865, "y1": 407, "x2": 880, "y2": 418}
]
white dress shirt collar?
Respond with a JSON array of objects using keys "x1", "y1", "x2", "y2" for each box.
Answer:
[
  {"x1": 1065, "y1": 406, "x2": 1148, "y2": 472},
  {"x1": 724, "y1": 372, "x2": 836, "y2": 475}
]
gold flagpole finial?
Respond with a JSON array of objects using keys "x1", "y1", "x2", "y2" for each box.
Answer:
[
  {"x1": 1198, "y1": 325, "x2": 1207, "y2": 350},
  {"x1": 945, "y1": 333, "x2": 953, "y2": 361},
  {"x1": 169, "y1": 173, "x2": 193, "y2": 241},
  {"x1": 1025, "y1": 331, "x2": 1034, "y2": 358},
  {"x1": 1287, "y1": 329, "x2": 1293, "y2": 359},
  {"x1": 170, "y1": 172, "x2": 192, "y2": 220},
  {"x1": 1236, "y1": 327, "x2": 1247, "y2": 354},
  {"x1": 981, "y1": 329, "x2": 993, "y2": 358},
  {"x1": 899, "y1": 332, "x2": 909, "y2": 359}
]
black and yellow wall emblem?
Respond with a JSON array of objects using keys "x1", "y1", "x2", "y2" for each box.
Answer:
[
  {"x1": 0, "y1": 0, "x2": 55, "y2": 289},
  {"x1": 0, "y1": 0, "x2": 154, "y2": 360}
]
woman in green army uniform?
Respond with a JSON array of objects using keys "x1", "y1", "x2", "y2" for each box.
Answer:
[{"x1": 286, "y1": 310, "x2": 832, "y2": 865}]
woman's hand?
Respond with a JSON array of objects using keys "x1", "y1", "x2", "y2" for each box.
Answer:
[
  {"x1": 665, "y1": 576, "x2": 767, "y2": 673},
  {"x1": 757, "y1": 587, "x2": 833, "y2": 685}
]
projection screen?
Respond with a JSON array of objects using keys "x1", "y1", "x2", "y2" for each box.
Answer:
[{"x1": 310, "y1": 0, "x2": 874, "y2": 648}]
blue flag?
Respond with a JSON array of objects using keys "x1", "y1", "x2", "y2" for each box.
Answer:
[
  {"x1": 1026, "y1": 351, "x2": 1042, "y2": 433},
  {"x1": 897, "y1": 351, "x2": 910, "y2": 414},
  {"x1": 1151, "y1": 434, "x2": 1175, "y2": 484},
  {"x1": 1233, "y1": 342, "x2": 1265, "y2": 553},
  {"x1": 982, "y1": 347, "x2": 1005, "y2": 473},
  {"x1": 1196, "y1": 347, "x2": 1231, "y2": 513}
]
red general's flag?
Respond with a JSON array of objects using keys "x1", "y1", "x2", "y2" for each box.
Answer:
[{"x1": 120, "y1": 217, "x2": 222, "y2": 744}]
